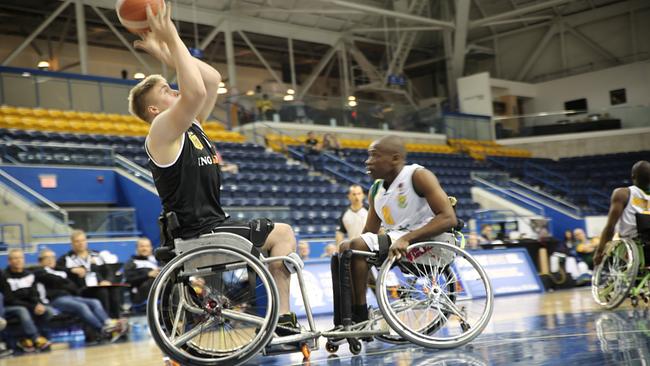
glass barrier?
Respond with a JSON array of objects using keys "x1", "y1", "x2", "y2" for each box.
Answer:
[
  {"x1": 0, "y1": 141, "x2": 115, "y2": 167},
  {"x1": 494, "y1": 106, "x2": 650, "y2": 139},
  {"x1": 42, "y1": 207, "x2": 138, "y2": 235},
  {"x1": 0, "y1": 182, "x2": 70, "y2": 246},
  {"x1": 229, "y1": 93, "x2": 439, "y2": 133}
]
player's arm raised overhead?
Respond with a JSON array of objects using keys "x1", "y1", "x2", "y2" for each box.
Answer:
[{"x1": 144, "y1": 2, "x2": 206, "y2": 164}]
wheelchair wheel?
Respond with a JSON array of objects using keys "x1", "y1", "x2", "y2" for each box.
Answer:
[
  {"x1": 376, "y1": 241, "x2": 493, "y2": 349},
  {"x1": 592, "y1": 239, "x2": 640, "y2": 310},
  {"x1": 147, "y1": 244, "x2": 279, "y2": 366}
]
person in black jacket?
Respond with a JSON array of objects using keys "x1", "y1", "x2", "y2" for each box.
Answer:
[
  {"x1": 56, "y1": 230, "x2": 122, "y2": 318},
  {"x1": 37, "y1": 249, "x2": 126, "y2": 339},
  {"x1": 4, "y1": 249, "x2": 52, "y2": 352},
  {"x1": 124, "y1": 238, "x2": 159, "y2": 304}
]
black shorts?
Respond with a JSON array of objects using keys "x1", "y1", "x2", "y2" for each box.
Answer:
[{"x1": 204, "y1": 217, "x2": 275, "y2": 249}]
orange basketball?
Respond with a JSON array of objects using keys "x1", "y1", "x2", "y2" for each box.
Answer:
[{"x1": 115, "y1": 0, "x2": 164, "y2": 34}]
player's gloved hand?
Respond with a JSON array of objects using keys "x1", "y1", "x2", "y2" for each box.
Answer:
[{"x1": 388, "y1": 237, "x2": 409, "y2": 261}]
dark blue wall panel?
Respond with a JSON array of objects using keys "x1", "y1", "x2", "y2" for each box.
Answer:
[{"x1": 1, "y1": 166, "x2": 117, "y2": 204}]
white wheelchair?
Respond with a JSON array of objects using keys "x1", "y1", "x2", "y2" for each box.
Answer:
[{"x1": 147, "y1": 231, "x2": 494, "y2": 366}]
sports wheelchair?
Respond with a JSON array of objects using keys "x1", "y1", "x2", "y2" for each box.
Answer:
[
  {"x1": 147, "y1": 231, "x2": 494, "y2": 366},
  {"x1": 592, "y1": 213, "x2": 650, "y2": 309}
]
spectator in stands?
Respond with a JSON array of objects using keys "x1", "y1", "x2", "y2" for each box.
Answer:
[
  {"x1": 36, "y1": 249, "x2": 127, "y2": 342},
  {"x1": 321, "y1": 243, "x2": 338, "y2": 258},
  {"x1": 322, "y1": 133, "x2": 343, "y2": 157},
  {"x1": 56, "y1": 229, "x2": 123, "y2": 318},
  {"x1": 298, "y1": 241, "x2": 311, "y2": 260},
  {"x1": 0, "y1": 292, "x2": 13, "y2": 357},
  {"x1": 335, "y1": 184, "x2": 368, "y2": 246},
  {"x1": 303, "y1": 131, "x2": 321, "y2": 167},
  {"x1": 466, "y1": 232, "x2": 481, "y2": 250},
  {"x1": 124, "y1": 238, "x2": 160, "y2": 304},
  {"x1": 574, "y1": 228, "x2": 596, "y2": 268},
  {"x1": 220, "y1": 162, "x2": 239, "y2": 174},
  {"x1": 478, "y1": 224, "x2": 494, "y2": 244},
  {"x1": 256, "y1": 94, "x2": 276, "y2": 121},
  {"x1": 3, "y1": 249, "x2": 52, "y2": 352}
]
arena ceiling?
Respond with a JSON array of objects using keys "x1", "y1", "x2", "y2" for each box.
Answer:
[{"x1": 0, "y1": 0, "x2": 645, "y2": 98}]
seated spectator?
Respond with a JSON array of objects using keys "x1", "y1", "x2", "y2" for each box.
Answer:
[
  {"x1": 298, "y1": 241, "x2": 310, "y2": 260},
  {"x1": 478, "y1": 224, "x2": 495, "y2": 244},
  {"x1": 574, "y1": 228, "x2": 596, "y2": 268},
  {"x1": 3, "y1": 249, "x2": 52, "y2": 352},
  {"x1": 320, "y1": 243, "x2": 338, "y2": 258},
  {"x1": 56, "y1": 229, "x2": 123, "y2": 318},
  {"x1": 0, "y1": 292, "x2": 13, "y2": 358},
  {"x1": 304, "y1": 131, "x2": 321, "y2": 167},
  {"x1": 321, "y1": 133, "x2": 342, "y2": 157},
  {"x1": 466, "y1": 232, "x2": 481, "y2": 250},
  {"x1": 256, "y1": 94, "x2": 276, "y2": 120},
  {"x1": 124, "y1": 238, "x2": 160, "y2": 304},
  {"x1": 36, "y1": 249, "x2": 127, "y2": 342}
]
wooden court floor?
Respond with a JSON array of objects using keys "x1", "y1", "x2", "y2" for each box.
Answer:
[{"x1": 0, "y1": 287, "x2": 635, "y2": 366}]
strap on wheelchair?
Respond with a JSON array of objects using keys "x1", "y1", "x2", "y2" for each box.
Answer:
[{"x1": 158, "y1": 211, "x2": 180, "y2": 247}]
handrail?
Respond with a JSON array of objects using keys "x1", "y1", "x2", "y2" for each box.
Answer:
[
  {"x1": 471, "y1": 175, "x2": 545, "y2": 215},
  {"x1": 115, "y1": 154, "x2": 153, "y2": 183},
  {"x1": 510, "y1": 178, "x2": 582, "y2": 211},
  {"x1": 0, "y1": 140, "x2": 115, "y2": 152},
  {"x1": 321, "y1": 152, "x2": 367, "y2": 174},
  {"x1": 0, "y1": 169, "x2": 68, "y2": 224}
]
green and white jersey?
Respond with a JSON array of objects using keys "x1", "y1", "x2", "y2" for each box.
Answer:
[
  {"x1": 370, "y1": 164, "x2": 434, "y2": 234},
  {"x1": 617, "y1": 185, "x2": 650, "y2": 238}
]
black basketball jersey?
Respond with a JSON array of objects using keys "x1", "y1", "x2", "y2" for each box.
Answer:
[{"x1": 146, "y1": 122, "x2": 227, "y2": 239}]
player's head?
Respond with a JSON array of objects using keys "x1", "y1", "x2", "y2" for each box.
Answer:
[
  {"x1": 128, "y1": 74, "x2": 179, "y2": 123},
  {"x1": 365, "y1": 135, "x2": 406, "y2": 180},
  {"x1": 347, "y1": 184, "x2": 365, "y2": 206},
  {"x1": 631, "y1": 160, "x2": 650, "y2": 192}
]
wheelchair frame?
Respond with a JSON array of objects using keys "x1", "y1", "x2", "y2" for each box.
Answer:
[
  {"x1": 147, "y1": 232, "x2": 494, "y2": 365},
  {"x1": 592, "y1": 237, "x2": 650, "y2": 309}
]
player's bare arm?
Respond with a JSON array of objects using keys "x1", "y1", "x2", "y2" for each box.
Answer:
[
  {"x1": 142, "y1": 2, "x2": 207, "y2": 165},
  {"x1": 594, "y1": 187, "x2": 630, "y2": 266},
  {"x1": 389, "y1": 169, "x2": 457, "y2": 259}
]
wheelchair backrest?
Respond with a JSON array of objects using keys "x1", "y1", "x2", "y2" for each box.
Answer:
[{"x1": 637, "y1": 213, "x2": 650, "y2": 242}]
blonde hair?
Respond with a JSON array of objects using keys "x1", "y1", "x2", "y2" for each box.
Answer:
[
  {"x1": 70, "y1": 229, "x2": 86, "y2": 241},
  {"x1": 38, "y1": 248, "x2": 55, "y2": 261},
  {"x1": 128, "y1": 74, "x2": 166, "y2": 122}
]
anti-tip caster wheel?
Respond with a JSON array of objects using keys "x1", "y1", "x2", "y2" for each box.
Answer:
[
  {"x1": 325, "y1": 341, "x2": 339, "y2": 353},
  {"x1": 348, "y1": 339, "x2": 362, "y2": 355}
]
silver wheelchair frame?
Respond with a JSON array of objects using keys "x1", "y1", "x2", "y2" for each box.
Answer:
[{"x1": 147, "y1": 232, "x2": 494, "y2": 366}]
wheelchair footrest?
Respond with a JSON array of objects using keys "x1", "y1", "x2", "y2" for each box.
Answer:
[{"x1": 263, "y1": 337, "x2": 317, "y2": 356}]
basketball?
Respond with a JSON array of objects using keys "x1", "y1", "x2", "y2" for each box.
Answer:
[{"x1": 115, "y1": 0, "x2": 164, "y2": 33}]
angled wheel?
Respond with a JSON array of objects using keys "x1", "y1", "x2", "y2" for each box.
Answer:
[
  {"x1": 147, "y1": 244, "x2": 279, "y2": 366},
  {"x1": 376, "y1": 241, "x2": 493, "y2": 349},
  {"x1": 592, "y1": 238, "x2": 640, "y2": 310}
]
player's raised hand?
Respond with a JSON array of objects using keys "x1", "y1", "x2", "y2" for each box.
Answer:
[
  {"x1": 134, "y1": 31, "x2": 173, "y2": 65},
  {"x1": 146, "y1": 1, "x2": 176, "y2": 43}
]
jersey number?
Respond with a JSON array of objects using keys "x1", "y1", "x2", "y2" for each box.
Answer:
[{"x1": 382, "y1": 206, "x2": 395, "y2": 225}]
